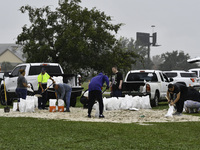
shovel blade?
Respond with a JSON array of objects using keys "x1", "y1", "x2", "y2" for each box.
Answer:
[{"x1": 4, "y1": 106, "x2": 10, "y2": 113}]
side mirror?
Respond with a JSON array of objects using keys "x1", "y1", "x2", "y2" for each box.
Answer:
[{"x1": 169, "y1": 77, "x2": 174, "y2": 82}]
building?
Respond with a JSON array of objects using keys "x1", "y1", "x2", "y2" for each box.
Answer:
[{"x1": 0, "y1": 44, "x2": 26, "y2": 71}]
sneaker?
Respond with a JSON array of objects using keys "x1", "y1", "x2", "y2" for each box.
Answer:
[
  {"x1": 65, "y1": 109, "x2": 70, "y2": 112},
  {"x1": 99, "y1": 114, "x2": 105, "y2": 118},
  {"x1": 88, "y1": 114, "x2": 91, "y2": 118},
  {"x1": 173, "y1": 112, "x2": 182, "y2": 116}
]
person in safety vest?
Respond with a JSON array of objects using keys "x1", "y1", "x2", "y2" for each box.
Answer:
[{"x1": 38, "y1": 67, "x2": 55, "y2": 109}]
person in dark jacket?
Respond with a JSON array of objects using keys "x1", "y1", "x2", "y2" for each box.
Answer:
[
  {"x1": 88, "y1": 73, "x2": 109, "y2": 118},
  {"x1": 111, "y1": 66, "x2": 123, "y2": 97},
  {"x1": 167, "y1": 83, "x2": 188, "y2": 115}
]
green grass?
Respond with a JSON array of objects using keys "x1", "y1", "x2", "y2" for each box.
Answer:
[{"x1": 0, "y1": 117, "x2": 200, "y2": 150}]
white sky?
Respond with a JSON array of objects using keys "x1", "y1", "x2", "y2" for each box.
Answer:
[{"x1": 0, "y1": 0, "x2": 200, "y2": 58}]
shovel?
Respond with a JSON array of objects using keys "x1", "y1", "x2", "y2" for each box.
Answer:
[
  {"x1": 34, "y1": 83, "x2": 54, "y2": 97},
  {"x1": 3, "y1": 76, "x2": 10, "y2": 113}
]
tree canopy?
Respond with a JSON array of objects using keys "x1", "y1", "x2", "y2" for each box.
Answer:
[
  {"x1": 159, "y1": 50, "x2": 199, "y2": 71},
  {"x1": 16, "y1": 0, "x2": 137, "y2": 74}
]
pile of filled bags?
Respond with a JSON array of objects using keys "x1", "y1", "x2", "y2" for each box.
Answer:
[
  {"x1": 13, "y1": 96, "x2": 38, "y2": 112},
  {"x1": 94, "y1": 95, "x2": 152, "y2": 111}
]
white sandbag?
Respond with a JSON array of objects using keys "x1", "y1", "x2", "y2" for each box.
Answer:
[
  {"x1": 126, "y1": 96, "x2": 134, "y2": 109},
  {"x1": 113, "y1": 98, "x2": 122, "y2": 110},
  {"x1": 26, "y1": 96, "x2": 38, "y2": 108},
  {"x1": 106, "y1": 97, "x2": 118, "y2": 110},
  {"x1": 132, "y1": 96, "x2": 141, "y2": 108},
  {"x1": 165, "y1": 104, "x2": 174, "y2": 117},
  {"x1": 49, "y1": 99, "x2": 57, "y2": 106},
  {"x1": 47, "y1": 76, "x2": 63, "y2": 87},
  {"x1": 13, "y1": 102, "x2": 18, "y2": 111},
  {"x1": 25, "y1": 99, "x2": 35, "y2": 112},
  {"x1": 103, "y1": 97, "x2": 112, "y2": 111},
  {"x1": 83, "y1": 91, "x2": 89, "y2": 97},
  {"x1": 120, "y1": 97, "x2": 128, "y2": 110},
  {"x1": 58, "y1": 99, "x2": 64, "y2": 106},
  {"x1": 19, "y1": 98, "x2": 26, "y2": 112},
  {"x1": 95, "y1": 102, "x2": 99, "y2": 117},
  {"x1": 141, "y1": 96, "x2": 151, "y2": 109}
]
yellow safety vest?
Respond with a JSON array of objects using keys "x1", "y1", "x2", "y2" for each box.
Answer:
[{"x1": 38, "y1": 73, "x2": 50, "y2": 86}]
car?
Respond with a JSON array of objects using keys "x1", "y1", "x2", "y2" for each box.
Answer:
[{"x1": 163, "y1": 70, "x2": 199, "y2": 87}]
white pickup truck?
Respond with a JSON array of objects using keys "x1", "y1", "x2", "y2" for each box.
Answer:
[
  {"x1": 122, "y1": 70, "x2": 171, "y2": 107},
  {"x1": 0, "y1": 63, "x2": 83, "y2": 106}
]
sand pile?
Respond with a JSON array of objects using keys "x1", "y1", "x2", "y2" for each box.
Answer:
[{"x1": 0, "y1": 107, "x2": 200, "y2": 123}]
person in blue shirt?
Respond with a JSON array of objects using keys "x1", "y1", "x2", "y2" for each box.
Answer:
[
  {"x1": 53, "y1": 83, "x2": 72, "y2": 112},
  {"x1": 88, "y1": 73, "x2": 109, "y2": 118}
]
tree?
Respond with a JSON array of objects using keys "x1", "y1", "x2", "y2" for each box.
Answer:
[
  {"x1": 118, "y1": 37, "x2": 154, "y2": 70},
  {"x1": 159, "y1": 50, "x2": 199, "y2": 71},
  {"x1": 17, "y1": 0, "x2": 136, "y2": 75},
  {"x1": 152, "y1": 55, "x2": 164, "y2": 70},
  {"x1": 1, "y1": 62, "x2": 14, "y2": 72}
]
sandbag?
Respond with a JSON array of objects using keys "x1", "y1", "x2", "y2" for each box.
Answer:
[
  {"x1": 13, "y1": 102, "x2": 18, "y2": 111},
  {"x1": 49, "y1": 99, "x2": 57, "y2": 106},
  {"x1": 19, "y1": 98, "x2": 26, "y2": 112},
  {"x1": 141, "y1": 96, "x2": 151, "y2": 109},
  {"x1": 26, "y1": 96, "x2": 38, "y2": 108},
  {"x1": 58, "y1": 99, "x2": 65, "y2": 106},
  {"x1": 25, "y1": 99, "x2": 35, "y2": 112},
  {"x1": 132, "y1": 96, "x2": 141, "y2": 108},
  {"x1": 165, "y1": 104, "x2": 174, "y2": 117},
  {"x1": 95, "y1": 102, "x2": 99, "y2": 117},
  {"x1": 106, "y1": 97, "x2": 118, "y2": 110}
]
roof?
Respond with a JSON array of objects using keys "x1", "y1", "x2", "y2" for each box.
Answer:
[{"x1": 0, "y1": 43, "x2": 26, "y2": 62}]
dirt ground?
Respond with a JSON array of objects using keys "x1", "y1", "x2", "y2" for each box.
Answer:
[{"x1": 0, "y1": 107, "x2": 200, "y2": 123}]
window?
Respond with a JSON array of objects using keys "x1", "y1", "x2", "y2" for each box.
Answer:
[
  {"x1": 159, "y1": 72, "x2": 164, "y2": 81},
  {"x1": 163, "y1": 73, "x2": 169, "y2": 82},
  {"x1": 11, "y1": 65, "x2": 26, "y2": 77},
  {"x1": 180, "y1": 73, "x2": 197, "y2": 77},
  {"x1": 165, "y1": 72, "x2": 177, "y2": 78},
  {"x1": 127, "y1": 72, "x2": 158, "y2": 82},
  {"x1": 29, "y1": 66, "x2": 62, "y2": 75}
]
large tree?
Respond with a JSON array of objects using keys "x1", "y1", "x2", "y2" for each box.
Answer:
[
  {"x1": 17, "y1": 0, "x2": 137, "y2": 74},
  {"x1": 159, "y1": 50, "x2": 198, "y2": 71}
]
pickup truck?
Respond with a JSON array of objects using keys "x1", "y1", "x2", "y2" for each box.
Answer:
[
  {"x1": 122, "y1": 70, "x2": 171, "y2": 107},
  {"x1": 0, "y1": 63, "x2": 83, "y2": 106}
]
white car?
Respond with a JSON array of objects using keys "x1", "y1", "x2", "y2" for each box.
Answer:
[{"x1": 163, "y1": 70, "x2": 199, "y2": 87}]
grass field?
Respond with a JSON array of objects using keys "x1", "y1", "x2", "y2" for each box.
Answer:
[{"x1": 0, "y1": 117, "x2": 200, "y2": 150}]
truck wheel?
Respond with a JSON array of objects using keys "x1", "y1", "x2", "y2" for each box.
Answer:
[
  {"x1": 70, "y1": 98, "x2": 77, "y2": 107},
  {"x1": 151, "y1": 92, "x2": 159, "y2": 107}
]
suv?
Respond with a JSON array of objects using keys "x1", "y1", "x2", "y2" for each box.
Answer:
[
  {"x1": 0, "y1": 63, "x2": 83, "y2": 106},
  {"x1": 163, "y1": 70, "x2": 198, "y2": 87}
]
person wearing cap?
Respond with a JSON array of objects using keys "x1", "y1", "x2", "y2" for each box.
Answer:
[
  {"x1": 37, "y1": 68, "x2": 54, "y2": 110},
  {"x1": 87, "y1": 72, "x2": 109, "y2": 118},
  {"x1": 53, "y1": 83, "x2": 72, "y2": 112}
]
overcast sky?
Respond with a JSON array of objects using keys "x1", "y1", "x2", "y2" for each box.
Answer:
[{"x1": 0, "y1": 0, "x2": 200, "y2": 58}]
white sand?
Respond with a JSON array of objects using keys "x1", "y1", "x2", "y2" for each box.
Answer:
[{"x1": 0, "y1": 107, "x2": 200, "y2": 123}]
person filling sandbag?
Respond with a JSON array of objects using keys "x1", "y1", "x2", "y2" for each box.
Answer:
[
  {"x1": 87, "y1": 72, "x2": 109, "y2": 118},
  {"x1": 53, "y1": 83, "x2": 72, "y2": 112},
  {"x1": 15, "y1": 69, "x2": 30, "y2": 111},
  {"x1": 166, "y1": 83, "x2": 188, "y2": 116}
]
